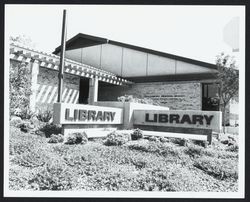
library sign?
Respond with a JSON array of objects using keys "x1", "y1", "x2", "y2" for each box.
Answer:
[
  {"x1": 133, "y1": 109, "x2": 222, "y2": 131},
  {"x1": 53, "y1": 103, "x2": 123, "y2": 125}
]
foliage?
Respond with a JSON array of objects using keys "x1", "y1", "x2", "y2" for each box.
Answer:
[
  {"x1": 147, "y1": 136, "x2": 160, "y2": 142},
  {"x1": 19, "y1": 108, "x2": 35, "y2": 120},
  {"x1": 128, "y1": 141, "x2": 182, "y2": 159},
  {"x1": 48, "y1": 134, "x2": 64, "y2": 144},
  {"x1": 226, "y1": 144, "x2": 239, "y2": 153},
  {"x1": 117, "y1": 95, "x2": 160, "y2": 105},
  {"x1": 159, "y1": 137, "x2": 170, "y2": 143},
  {"x1": 10, "y1": 35, "x2": 36, "y2": 48},
  {"x1": 39, "y1": 123, "x2": 62, "y2": 138},
  {"x1": 9, "y1": 126, "x2": 239, "y2": 192},
  {"x1": 13, "y1": 148, "x2": 47, "y2": 168},
  {"x1": 193, "y1": 156, "x2": 238, "y2": 181},
  {"x1": 192, "y1": 140, "x2": 208, "y2": 148},
  {"x1": 28, "y1": 159, "x2": 75, "y2": 190},
  {"x1": 64, "y1": 132, "x2": 88, "y2": 145},
  {"x1": 131, "y1": 128, "x2": 144, "y2": 140},
  {"x1": 184, "y1": 144, "x2": 203, "y2": 158},
  {"x1": 216, "y1": 52, "x2": 239, "y2": 129},
  {"x1": 170, "y1": 138, "x2": 190, "y2": 146},
  {"x1": 9, "y1": 62, "x2": 32, "y2": 116},
  {"x1": 104, "y1": 131, "x2": 131, "y2": 146},
  {"x1": 37, "y1": 109, "x2": 53, "y2": 122}
]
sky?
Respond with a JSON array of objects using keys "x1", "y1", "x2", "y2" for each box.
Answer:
[{"x1": 5, "y1": 5, "x2": 244, "y2": 65}]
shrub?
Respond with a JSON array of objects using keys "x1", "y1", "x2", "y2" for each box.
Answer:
[
  {"x1": 221, "y1": 139, "x2": 229, "y2": 145},
  {"x1": 37, "y1": 109, "x2": 53, "y2": 122},
  {"x1": 148, "y1": 136, "x2": 159, "y2": 142},
  {"x1": 184, "y1": 144, "x2": 203, "y2": 158},
  {"x1": 48, "y1": 134, "x2": 64, "y2": 144},
  {"x1": 9, "y1": 62, "x2": 32, "y2": 116},
  {"x1": 193, "y1": 156, "x2": 238, "y2": 181},
  {"x1": 159, "y1": 137, "x2": 169, "y2": 143},
  {"x1": 226, "y1": 144, "x2": 239, "y2": 152},
  {"x1": 10, "y1": 116, "x2": 23, "y2": 127},
  {"x1": 64, "y1": 132, "x2": 88, "y2": 145},
  {"x1": 117, "y1": 95, "x2": 160, "y2": 105},
  {"x1": 39, "y1": 123, "x2": 62, "y2": 138},
  {"x1": 13, "y1": 149, "x2": 47, "y2": 168},
  {"x1": 19, "y1": 107, "x2": 35, "y2": 120},
  {"x1": 104, "y1": 131, "x2": 130, "y2": 146},
  {"x1": 131, "y1": 128, "x2": 144, "y2": 140},
  {"x1": 192, "y1": 140, "x2": 208, "y2": 148},
  {"x1": 28, "y1": 159, "x2": 74, "y2": 190},
  {"x1": 128, "y1": 141, "x2": 181, "y2": 158},
  {"x1": 170, "y1": 138, "x2": 189, "y2": 146}
]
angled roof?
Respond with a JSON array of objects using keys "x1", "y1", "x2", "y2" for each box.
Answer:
[
  {"x1": 53, "y1": 33, "x2": 218, "y2": 70},
  {"x1": 10, "y1": 43, "x2": 133, "y2": 85}
]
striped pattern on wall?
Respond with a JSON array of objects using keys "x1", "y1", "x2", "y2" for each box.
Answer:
[{"x1": 36, "y1": 84, "x2": 79, "y2": 104}]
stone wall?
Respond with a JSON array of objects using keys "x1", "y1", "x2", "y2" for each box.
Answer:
[
  {"x1": 98, "y1": 82, "x2": 202, "y2": 110},
  {"x1": 35, "y1": 67, "x2": 80, "y2": 112}
]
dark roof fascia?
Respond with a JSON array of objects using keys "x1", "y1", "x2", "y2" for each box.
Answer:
[
  {"x1": 53, "y1": 33, "x2": 108, "y2": 54},
  {"x1": 53, "y1": 33, "x2": 218, "y2": 70},
  {"x1": 124, "y1": 73, "x2": 218, "y2": 83}
]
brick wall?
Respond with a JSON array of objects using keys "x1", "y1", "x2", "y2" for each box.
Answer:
[
  {"x1": 35, "y1": 67, "x2": 80, "y2": 112},
  {"x1": 98, "y1": 82, "x2": 202, "y2": 110}
]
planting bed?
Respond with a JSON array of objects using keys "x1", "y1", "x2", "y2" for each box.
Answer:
[{"x1": 8, "y1": 126, "x2": 238, "y2": 192}]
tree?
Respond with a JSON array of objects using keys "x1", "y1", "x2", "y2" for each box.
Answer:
[
  {"x1": 216, "y1": 52, "x2": 239, "y2": 133},
  {"x1": 10, "y1": 34, "x2": 36, "y2": 48},
  {"x1": 9, "y1": 35, "x2": 34, "y2": 118}
]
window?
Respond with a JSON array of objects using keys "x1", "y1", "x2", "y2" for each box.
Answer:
[{"x1": 202, "y1": 83, "x2": 220, "y2": 111}]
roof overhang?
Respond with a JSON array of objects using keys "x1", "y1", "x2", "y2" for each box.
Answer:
[
  {"x1": 53, "y1": 33, "x2": 218, "y2": 71},
  {"x1": 53, "y1": 33, "x2": 108, "y2": 55},
  {"x1": 10, "y1": 43, "x2": 133, "y2": 86}
]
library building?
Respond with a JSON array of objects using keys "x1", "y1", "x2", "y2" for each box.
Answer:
[{"x1": 10, "y1": 33, "x2": 223, "y2": 137}]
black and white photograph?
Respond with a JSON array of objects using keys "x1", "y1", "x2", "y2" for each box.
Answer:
[{"x1": 4, "y1": 4, "x2": 245, "y2": 198}]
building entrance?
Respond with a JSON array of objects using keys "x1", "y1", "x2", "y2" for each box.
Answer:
[
  {"x1": 79, "y1": 78, "x2": 89, "y2": 104},
  {"x1": 202, "y1": 83, "x2": 220, "y2": 111}
]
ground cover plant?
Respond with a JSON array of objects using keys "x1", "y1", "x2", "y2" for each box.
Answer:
[{"x1": 9, "y1": 126, "x2": 239, "y2": 192}]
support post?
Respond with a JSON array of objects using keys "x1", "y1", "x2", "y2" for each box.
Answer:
[
  {"x1": 88, "y1": 77, "x2": 99, "y2": 104},
  {"x1": 29, "y1": 60, "x2": 39, "y2": 112},
  {"x1": 57, "y1": 9, "x2": 67, "y2": 103}
]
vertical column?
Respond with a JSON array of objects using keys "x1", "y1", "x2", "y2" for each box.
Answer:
[
  {"x1": 29, "y1": 60, "x2": 39, "y2": 112},
  {"x1": 88, "y1": 77, "x2": 99, "y2": 105}
]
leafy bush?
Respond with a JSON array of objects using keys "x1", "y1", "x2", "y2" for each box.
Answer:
[
  {"x1": 192, "y1": 140, "x2": 208, "y2": 148},
  {"x1": 37, "y1": 109, "x2": 53, "y2": 122},
  {"x1": 104, "y1": 131, "x2": 131, "y2": 146},
  {"x1": 128, "y1": 141, "x2": 181, "y2": 158},
  {"x1": 48, "y1": 134, "x2": 64, "y2": 144},
  {"x1": 184, "y1": 144, "x2": 203, "y2": 158},
  {"x1": 221, "y1": 139, "x2": 229, "y2": 145},
  {"x1": 39, "y1": 123, "x2": 62, "y2": 138},
  {"x1": 9, "y1": 61, "x2": 32, "y2": 116},
  {"x1": 117, "y1": 95, "x2": 160, "y2": 105},
  {"x1": 8, "y1": 126, "x2": 239, "y2": 192},
  {"x1": 9, "y1": 126, "x2": 47, "y2": 156},
  {"x1": 13, "y1": 149, "x2": 47, "y2": 167},
  {"x1": 19, "y1": 107, "x2": 35, "y2": 120},
  {"x1": 64, "y1": 132, "x2": 88, "y2": 145},
  {"x1": 226, "y1": 144, "x2": 239, "y2": 152},
  {"x1": 170, "y1": 138, "x2": 189, "y2": 146},
  {"x1": 148, "y1": 136, "x2": 159, "y2": 142},
  {"x1": 193, "y1": 156, "x2": 238, "y2": 181},
  {"x1": 28, "y1": 159, "x2": 74, "y2": 190},
  {"x1": 159, "y1": 136, "x2": 169, "y2": 143},
  {"x1": 131, "y1": 128, "x2": 144, "y2": 140}
]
